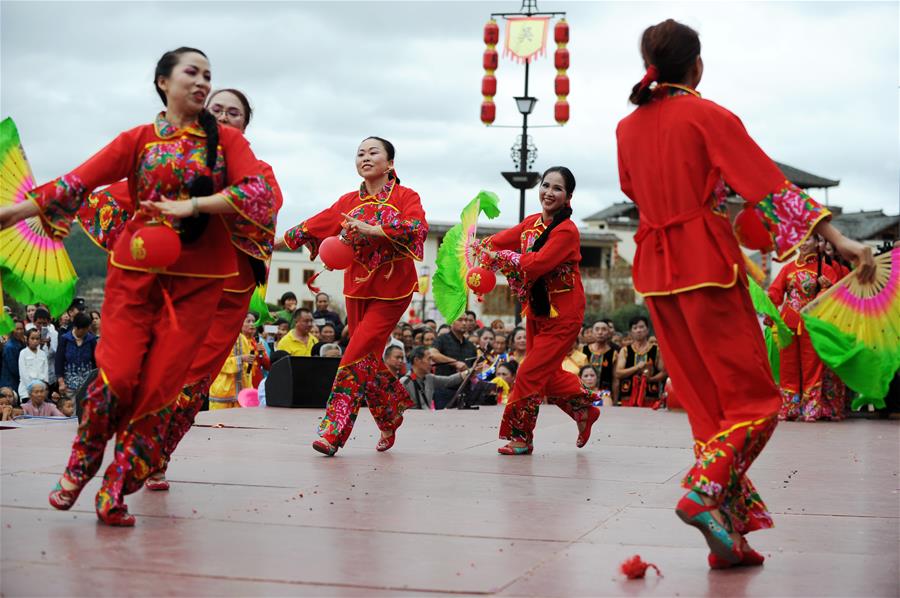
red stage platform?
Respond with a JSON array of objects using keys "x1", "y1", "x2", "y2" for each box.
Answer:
[{"x1": 1, "y1": 406, "x2": 897, "y2": 596}]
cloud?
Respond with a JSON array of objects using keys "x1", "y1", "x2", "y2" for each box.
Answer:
[{"x1": 2, "y1": 0, "x2": 896, "y2": 234}]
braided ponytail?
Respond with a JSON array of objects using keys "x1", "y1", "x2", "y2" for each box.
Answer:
[{"x1": 528, "y1": 167, "x2": 576, "y2": 317}]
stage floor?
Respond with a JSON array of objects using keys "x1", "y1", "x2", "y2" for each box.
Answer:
[{"x1": 1, "y1": 405, "x2": 897, "y2": 597}]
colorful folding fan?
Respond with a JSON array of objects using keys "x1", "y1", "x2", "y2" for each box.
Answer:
[
  {"x1": 747, "y1": 277, "x2": 794, "y2": 384},
  {"x1": 0, "y1": 117, "x2": 78, "y2": 318},
  {"x1": 433, "y1": 190, "x2": 501, "y2": 323},
  {"x1": 0, "y1": 277, "x2": 13, "y2": 335},
  {"x1": 801, "y1": 248, "x2": 900, "y2": 409}
]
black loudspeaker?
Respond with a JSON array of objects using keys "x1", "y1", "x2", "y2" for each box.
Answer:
[{"x1": 265, "y1": 356, "x2": 341, "y2": 408}]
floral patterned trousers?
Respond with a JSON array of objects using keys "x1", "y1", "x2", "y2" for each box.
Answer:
[
  {"x1": 61, "y1": 375, "x2": 172, "y2": 516},
  {"x1": 647, "y1": 284, "x2": 782, "y2": 535},
  {"x1": 317, "y1": 296, "x2": 413, "y2": 447},
  {"x1": 499, "y1": 389, "x2": 598, "y2": 445}
]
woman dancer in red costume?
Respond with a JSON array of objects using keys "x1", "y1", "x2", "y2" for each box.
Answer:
[
  {"x1": 615, "y1": 20, "x2": 874, "y2": 566},
  {"x1": 276, "y1": 137, "x2": 427, "y2": 456},
  {"x1": 767, "y1": 236, "x2": 840, "y2": 421},
  {"x1": 147, "y1": 87, "x2": 282, "y2": 490},
  {"x1": 476, "y1": 167, "x2": 601, "y2": 455},
  {"x1": 0, "y1": 48, "x2": 276, "y2": 525}
]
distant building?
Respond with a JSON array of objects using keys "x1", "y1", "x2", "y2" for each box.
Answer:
[{"x1": 266, "y1": 221, "x2": 621, "y2": 325}]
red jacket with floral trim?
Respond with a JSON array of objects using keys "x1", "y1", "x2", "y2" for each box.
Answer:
[
  {"x1": 479, "y1": 213, "x2": 585, "y2": 320},
  {"x1": 29, "y1": 112, "x2": 276, "y2": 278},
  {"x1": 616, "y1": 89, "x2": 830, "y2": 296},
  {"x1": 77, "y1": 159, "x2": 283, "y2": 293},
  {"x1": 283, "y1": 180, "x2": 427, "y2": 300}
]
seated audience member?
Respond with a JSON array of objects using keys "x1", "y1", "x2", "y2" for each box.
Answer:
[
  {"x1": 276, "y1": 308, "x2": 318, "y2": 357},
  {"x1": 562, "y1": 338, "x2": 589, "y2": 375},
  {"x1": 490, "y1": 319, "x2": 506, "y2": 334},
  {"x1": 312, "y1": 323, "x2": 338, "y2": 357},
  {"x1": 400, "y1": 346, "x2": 464, "y2": 410},
  {"x1": 422, "y1": 319, "x2": 437, "y2": 332},
  {"x1": 492, "y1": 360, "x2": 518, "y2": 404},
  {"x1": 412, "y1": 327, "x2": 425, "y2": 346},
  {"x1": 383, "y1": 345, "x2": 406, "y2": 378},
  {"x1": 422, "y1": 329, "x2": 436, "y2": 348},
  {"x1": 509, "y1": 327, "x2": 527, "y2": 365},
  {"x1": 18, "y1": 328, "x2": 49, "y2": 399},
  {"x1": 579, "y1": 365, "x2": 600, "y2": 391},
  {"x1": 55, "y1": 312, "x2": 97, "y2": 398},
  {"x1": 313, "y1": 292, "x2": 344, "y2": 336},
  {"x1": 0, "y1": 320, "x2": 26, "y2": 392},
  {"x1": 21, "y1": 381, "x2": 64, "y2": 416},
  {"x1": 89, "y1": 310, "x2": 102, "y2": 337},
  {"x1": 275, "y1": 291, "x2": 298, "y2": 324},
  {"x1": 0, "y1": 386, "x2": 20, "y2": 420},
  {"x1": 430, "y1": 316, "x2": 477, "y2": 409},
  {"x1": 464, "y1": 310, "x2": 478, "y2": 334},
  {"x1": 58, "y1": 397, "x2": 75, "y2": 417},
  {"x1": 436, "y1": 323, "x2": 450, "y2": 337},
  {"x1": 401, "y1": 326, "x2": 415, "y2": 353},
  {"x1": 319, "y1": 343, "x2": 343, "y2": 358}
]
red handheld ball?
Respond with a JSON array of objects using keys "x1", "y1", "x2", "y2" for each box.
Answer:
[{"x1": 319, "y1": 236, "x2": 354, "y2": 270}]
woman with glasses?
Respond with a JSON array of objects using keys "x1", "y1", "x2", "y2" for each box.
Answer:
[{"x1": 0, "y1": 47, "x2": 276, "y2": 526}]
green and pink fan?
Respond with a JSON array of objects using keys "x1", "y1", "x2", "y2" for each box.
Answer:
[
  {"x1": 433, "y1": 190, "x2": 501, "y2": 323},
  {"x1": 0, "y1": 117, "x2": 78, "y2": 332},
  {"x1": 802, "y1": 247, "x2": 900, "y2": 409}
]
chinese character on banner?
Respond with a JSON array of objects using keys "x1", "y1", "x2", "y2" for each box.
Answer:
[{"x1": 504, "y1": 17, "x2": 550, "y2": 63}]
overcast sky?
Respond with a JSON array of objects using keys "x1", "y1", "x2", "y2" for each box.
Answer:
[{"x1": 2, "y1": 1, "x2": 897, "y2": 234}]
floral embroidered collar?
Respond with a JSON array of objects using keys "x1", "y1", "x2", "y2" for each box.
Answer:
[
  {"x1": 795, "y1": 252, "x2": 818, "y2": 266},
  {"x1": 656, "y1": 83, "x2": 702, "y2": 99},
  {"x1": 359, "y1": 177, "x2": 396, "y2": 202},
  {"x1": 154, "y1": 112, "x2": 207, "y2": 139},
  {"x1": 531, "y1": 215, "x2": 548, "y2": 230}
]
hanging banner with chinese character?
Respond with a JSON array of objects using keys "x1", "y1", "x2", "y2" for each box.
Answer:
[{"x1": 504, "y1": 16, "x2": 550, "y2": 63}]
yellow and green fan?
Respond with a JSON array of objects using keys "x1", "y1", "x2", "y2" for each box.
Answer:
[
  {"x1": 802, "y1": 248, "x2": 900, "y2": 409},
  {"x1": 0, "y1": 117, "x2": 78, "y2": 319},
  {"x1": 432, "y1": 190, "x2": 501, "y2": 323}
]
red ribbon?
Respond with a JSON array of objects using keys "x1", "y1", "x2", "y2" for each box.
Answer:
[{"x1": 639, "y1": 65, "x2": 659, "y2": 90}]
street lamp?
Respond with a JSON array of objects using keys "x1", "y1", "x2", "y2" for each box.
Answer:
[{"x1": 514, "y1": 95, "x2": 538, "y2": 115}]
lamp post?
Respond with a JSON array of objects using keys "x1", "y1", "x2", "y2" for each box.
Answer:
[{"x1": 482, "y1": 0, "x2": 569, "y2": 324}]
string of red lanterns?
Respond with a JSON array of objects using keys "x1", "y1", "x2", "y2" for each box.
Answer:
[
  {"x1": 481, "y1": 19, "x2": 499, "y2": 125},
  {"x1": 554, "y1": 19, "x2": 570, "y2": 124}
]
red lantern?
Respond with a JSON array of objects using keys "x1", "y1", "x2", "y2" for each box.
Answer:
[
  {"x1": 554, "y1": 20, "x2": 569, "y2": 44},
  {"x1": 554, "y1": 48, "x2": 569, "y2": 70},
  {"x1": 554, "y1": 100, "x2": 570, "y2": 124},
  {"x1": 480, "y1": 101, "x2": 496, "y2": 125},
  {"x1": 319, "y1": 236, "x2": 354, "y2": 270},
  {"x1": 483, "y1": 49, "x2": 498, "y2": 71},
  {"x1": 466, "y1": 267, "x2": 496, "y2": 295},
  {"x1": 130, "y1": 223, "x2": 182, "y2": 269},
  {"x1": 484, "y1": 21, "x2": 499, "y2": 45},
  {"x1": 554, "y1": 75, "x2": 569, "y2": 96},
  {"x1": 734, "y1": 208, "x2": 774, "y2": 251},
  {"x1": 481, "y1": 75, "x2": 497, "y2": 97}
]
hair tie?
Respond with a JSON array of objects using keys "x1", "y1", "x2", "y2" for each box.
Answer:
[{"x1": 639, "y1": 65, "x2": 659, "y2": 90}]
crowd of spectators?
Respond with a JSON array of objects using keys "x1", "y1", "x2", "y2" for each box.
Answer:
[
  {"x1": 0, "y1": 288, "x2": 672, "y2": 418},
  {"x1": 0, "y1": 298, "x2": 93, "y2": 420}
]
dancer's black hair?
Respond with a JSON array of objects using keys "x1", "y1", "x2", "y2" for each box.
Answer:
[
  {"x1": 154, "y1": 47, "x2": 217, "y2": 243},
  {"x1": 529, "y1": 166, "x2": 576, "y2": 317}
]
